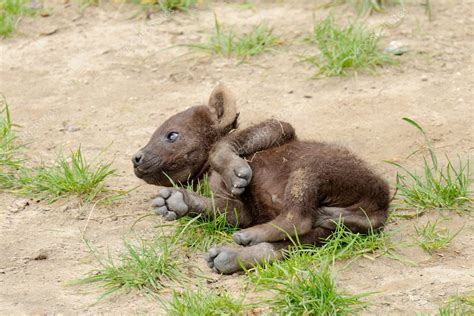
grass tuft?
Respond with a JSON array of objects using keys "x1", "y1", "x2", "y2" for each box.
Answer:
[
  {"x1": 329, "y1": 0, "x2": 403, "y2": 15},
  {"x1": 305, "y1": 15, "x2": 392, "y2": 77},
  {"x1": 248, "y1": 221, "x2": 392, "y2": 285},
  {"x1": 258, "y1": 263, "x2": 367, "y2": 315},
  {"x1": 0, "y1": 98, "x2": 22, "y2": 170},
  {"x1": 414, "y1": 220, "x2": 462, "y2": 253},
  {"x1": 386, "y1": 118, "x2": 472, "y2": 210},
  {"x1": 437, "y1": 293, "x2": 474, "y2": 316},
  {"x1": 75, "y1": 236, "x2": 182, "y2": 298},
  {"x1": 0, "y1": 0, "x2": 36, "y2": 37},
  {"x1": 176, "y1": 212, "x2": 239, "y2": 252},
  {"x1": 189, "y1": 14, "x2": 280, "y2": 59},
  {"x1": 11, "y1": 147, "x2": 116, "y2": 202},
  {"x1": 166, "y1": 174, "x2": 239, "y2": 251},
  {"x1": 165, "y1": 288, "x2": 246, "y2": 315},
  {"x1": 0, "y1": 98, "x2": 117, "y2": 202}
]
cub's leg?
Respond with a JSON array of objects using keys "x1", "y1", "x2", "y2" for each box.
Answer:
[
  {"x1": 232, "y1": 211, "x2": 313, "y2": 246},
  {"x1": 233, "y1": 167, "x2": 316, "y2": 246},
  {"x1": 207, "y1": 227, "x2": 332, "y2": 274},
  {"x1": 210, "y1": 119, "x2": 295, "y2": 195},
  {"x1": 152, "y1": 173, "x2": 253, "y2": 227},
  {"x1": 315, "y1": 206, "x2": 388, "y2": 233}
]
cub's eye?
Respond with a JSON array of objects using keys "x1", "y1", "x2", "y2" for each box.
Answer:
[{"x1": 166, "y1": 131, "x2": 179, "y2": 142}]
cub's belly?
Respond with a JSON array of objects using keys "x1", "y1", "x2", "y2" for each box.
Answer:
[{"x1": 247, "y1": 152, "x2": 292, "y2": 220}]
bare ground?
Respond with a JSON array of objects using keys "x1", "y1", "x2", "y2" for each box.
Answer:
[{"x1": 0, "y1": 0, "x2": 473, "y2": 314}]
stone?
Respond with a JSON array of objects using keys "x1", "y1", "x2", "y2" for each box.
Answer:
[{"x1": 385, "y1": 41, "x2": 409, "y2": 55}]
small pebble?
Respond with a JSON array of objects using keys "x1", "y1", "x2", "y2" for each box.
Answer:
[{"x1": 385, "y1": 40, "x2": 409, "y2": 55}]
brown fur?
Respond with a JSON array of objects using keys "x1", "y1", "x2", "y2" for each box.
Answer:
[{"x1": 132, "y1": 84, "x2": 390, "y2": 274}]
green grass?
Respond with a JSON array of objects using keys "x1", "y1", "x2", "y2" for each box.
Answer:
[
  {"x1": 75, "y1": 236, "x2": 182, "y2": 298},
  {"x1": 0, "y1": 99, "x2": 21, "y2": 169},
  {"x1": 305, "y1": 15, "x2": 393, "y2": 77},
  {"x1": 175, "y1": 212, "x2": 239, "y2": 252},
  {"x1": 129, "y1": 0, "x2": 197, "y2": 11},
  {"x1": 0, "y1": 0, "x2": 35, "y2": 37},
  {"x1": 248, "y1": 221, "x2": 392, "y2": 285},
  {"x1": 189, "y1": 14, "x2": 280, "y2": 59},
  {"x1": 437, "y1": 293, "x2": 474, "y2": 316},
  {"x1": 414, "y1": 220, "x2": 462, "y2": 253},
  {"x1": 386, "y1": 118, "x2": 472, "y2": 210},
  {"x1": 329, "y1": 0, "x2": 404, "y2": 15},
  {"x1": 258, "y1": 263, "x2": 367, "y2": 315},
  {"x1": 10, "y1": 147, "x2": 116, "y2": 202},
  {"x1": 0, "y1": 98, "x2": 117, "y2": 202},
  {"x1": 166, "y1": 174, "x2": 239, "y2": 251},
  {"x1": 165, "y1": 288, "x2": 247, "y2": 315}
]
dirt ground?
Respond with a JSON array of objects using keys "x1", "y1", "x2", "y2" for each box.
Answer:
[{"x1": 0, "y1": 0, "x2": 473, "y2": 314}]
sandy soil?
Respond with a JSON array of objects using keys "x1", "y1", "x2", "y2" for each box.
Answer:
[{"x1": 0, "y1": 0, "x2": 473, "y2": 314}]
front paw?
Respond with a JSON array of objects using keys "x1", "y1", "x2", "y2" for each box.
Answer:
[
  {"x1": 151, "y1": 188, "x2": 189, "y2": 221},
  {"x1": 232, "y1": 229, "x2": 261, "y2": 246},
  {"x1": 222, "y1": 158, "x2": 252, "y2": 195}
]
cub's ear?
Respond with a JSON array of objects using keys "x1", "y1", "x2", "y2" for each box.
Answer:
[{"x1": 208, "y1": 83, "x2": 238, "y2": 132}]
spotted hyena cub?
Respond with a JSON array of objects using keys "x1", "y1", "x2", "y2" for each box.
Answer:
[{"x1": 132, "y1": 84, "x2": 390, "y2": 274}]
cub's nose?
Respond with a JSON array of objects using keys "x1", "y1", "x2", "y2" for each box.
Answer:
[{"x1": 132, "y1": 151, "x2": 145, "y2": 168}]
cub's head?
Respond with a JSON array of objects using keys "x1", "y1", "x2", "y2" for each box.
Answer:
[{"x1": 132, "y1": 84, "x2": 238, "y2": 186}]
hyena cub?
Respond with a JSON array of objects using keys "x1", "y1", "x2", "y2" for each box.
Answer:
[{"x1": 132, "y1": 84, "x2": 390, "y2": 274}]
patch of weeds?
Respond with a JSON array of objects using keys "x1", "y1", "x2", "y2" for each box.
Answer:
[
  {"x1": 0, "y1": 0, "x2": 37, "y2": 37},
  {"x1": 317, "y1": 222, "x2": 392, "y2": 261},
  {"x1": 74, "y1": 235, "x2": 182, "y2": 298},
  {"x1": 166, "y1": 174, "x2": 239, "y2": 251},
  {"x1": 437, "y1": 293, "x2": 474, "y2": 316},
  {"x1": 414, "y1": 220, "x2": 462, "y2": 254},
  {"x1": 386, "y1": 118, "x2": 472, "y2": 210},
  {"x1": 0, "y1": 98, "x2": 118, "y2": 203},
  {"x1": 189, "y1": 14, "x2": 280, "y2": 59},
  {"x1": 248, "y1": 221, "x2": 392, "y2": 285},
  {"x1": 154, "y1": 0, "x2": 197, "y2": 11},
  {"x1": 165, "y1": 288, "x2": 247, "y2": 315},
  {"x1": 0, "y1": 98, "x2": 21, "y2": 170},
  {"x1": 12, "y1": 147, "x2": 116, "y2": 202},
  {"x1": 176, "y1": 212, "x2": 239, "y2": 252},
  {"x1": 258, "y1": 262, "x2": 367, "y2": 315},
  {"x1": 328, "y1": 0, "x2": 403, "y2": 15},
  {"x1": 305, "y1": 15, "x2": 393, "y2": 77},
  {"x1": 130, "y1": 0, "x2": 197, "y2": 11}
]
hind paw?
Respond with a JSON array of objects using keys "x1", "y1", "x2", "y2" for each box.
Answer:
[
  {"x1": 206, "y1": 247, "x2": 241, "y2": 274},
  {"x1": 222, "y1": 158, "x2": 252, "y2": 195}
]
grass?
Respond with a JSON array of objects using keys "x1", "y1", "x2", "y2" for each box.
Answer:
[
  {"x1": 165, "y1": 174, "x2": 239, "y2": 251},
  {"x1": 0, "y1": 0, "x2": 36, "y2": 37},
  {"x1": 386, "y1": 118, "x2": 472, "y2": 210},
  {"x1": 130, "y1": 0, "x2": 197, "y2": 11},
  {"x1": 175, "y1": 212, "x2": 239, "y2": 251},
  {"x1": 75, "y1": 236, "x2": 182, "y2": 298},
  {"x1": 257, "y1": 263, "x2": 367, "y2": 315},
  {"x1": 329, "y1": 0, "x2": 404, "y2": 15},
  {"x1": 0, "y1": 99, "x2": 21, "y2": 169},
  {"x1": 305, "y1": 15, "x2": 392, "y2": 77},
  {"x1": 13, "y1": 147, "x2": 115, "y2": 202},
  {"x1": 437, "y1": 293, "x2": 474, "y2": 316},
  {"x1": 0, "y1": 98, "x2": 117, "y2": 202},
  {"x1": 414, "y1": 220, "x2": 462, "y2": 254},
  {"x1": 81, "y1": 0, "x2": 197, "y2": 11},
  {"x1": 189, "y1": 14, "x2": 280, "y2": 59},
  {"x1": 248, "y1": 221, "x2": 392, "y2": 285},
  {"x1": 165, "y1": 288, "x2": 247, "y2": 315}
]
